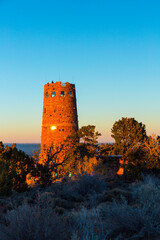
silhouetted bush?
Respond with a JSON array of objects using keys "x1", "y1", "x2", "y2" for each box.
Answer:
[
  {"x1": 74, "y1": 174, "x2": 107, "y2": 195},
  {"x1": 0, "y1": 143, "x2": 35, "y2": 193},
  {"x1": 131, "y1": 174, "x2": 160, "y2": 205},
  {"x1": 69, "y1": 207, "x2": 108, "y2": 240},
  {"x1": 60, "y1": 174, "x2": 107, "y2": 202},
  {"x1": 0, "y1": 161, "x2": 13, "y2": 196},
  {"x1": 126, "y1": 135, "x2": 160, "y2": 179},
  {"x1": 0, "y1": 202, "x2": 68, "y2": 240},
  {"x1": 100, "y1": 175, "x2": 160, "y2": 239}
]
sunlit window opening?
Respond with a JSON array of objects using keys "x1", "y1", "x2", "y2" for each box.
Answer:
[
  {"x1": 46, "y1": 92, "x2": 49, "y2": 98},
  {"x1": 52, "y1": 91, "x2": 56, "y2": 97},
  {"x1": 61, "y1": 91, "x2": 65, "y2": 97},
  {"x1": 51, "y1": 126, "x2": 57, "y2": 131},
  {"x1": 70, "y1": 91, "x2": 72, "y2": 97}
]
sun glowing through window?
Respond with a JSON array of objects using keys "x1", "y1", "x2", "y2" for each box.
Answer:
[{"x1": 51, "y1": 126, "x2": 57, "y2": 131}]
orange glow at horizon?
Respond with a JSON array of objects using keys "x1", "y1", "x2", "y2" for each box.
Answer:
[{"x1": 2, "y1": 120, "x2": 160, "y2": 144}]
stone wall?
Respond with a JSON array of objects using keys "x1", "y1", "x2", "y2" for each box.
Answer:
[{"x1": 41, "y1": 81, "x2": 78, "y2": 155}]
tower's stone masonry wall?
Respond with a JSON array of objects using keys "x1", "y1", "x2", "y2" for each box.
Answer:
[{"x1": 41, "y1": 81, "x2": 78, "y2": 156}]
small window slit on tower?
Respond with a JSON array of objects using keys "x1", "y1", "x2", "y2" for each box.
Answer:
[
  {"x1": 52, "y1": 91, "x2": 56, "y2": 97},
  {"x1": 61, "y1": 91, "x2": 65, "y2": 97}
]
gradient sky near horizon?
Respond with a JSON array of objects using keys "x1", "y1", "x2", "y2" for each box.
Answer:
[{"x1": 0, "y1": 0, "x2": 160, "y2": 143}]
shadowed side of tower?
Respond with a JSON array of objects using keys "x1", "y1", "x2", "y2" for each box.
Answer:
[{"x1": 40, "y1": 81, "x2": 78, "y2": 160}]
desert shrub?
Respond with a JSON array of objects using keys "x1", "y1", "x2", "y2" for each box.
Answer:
[
  {"x1": 101, "y1": 197, "x2": 160, "y2": 239},
  {"x1": 54, "y1": 198, "x2": 74, "y2": 210},
  {"x1": 126, "y1": 135, "x2": 160, "y2": 179},
  {"x1": 75, "y1": 156, "x2": 100, "y2": 175},
  {"x1": 60, "y1": 174, "x2": 107, "y2": 202},
  {"x1": 125, "y1": 145, "x2": 145, "y2": 179},
  {"x1": 0, "y1": 161, "x2": 13, "y2": 196},
  {"x1": 0, "y1": 202, "x2": 68, "y2": 240},
  {"x1": 131, "y1": 175, "x2": 160, "y2": 205},
  {"x1": 1, "y1": 143, "x2": 35, "y2": 192},
  {"x1": 98, "y1": 143, "x2": 115, "y2": 156},
  {"x1": 59, "y1": 181, "x2": 84, "y2": 202},
  {"x1": 100, "y1": 176, "x2": 160, "y2": 239},
  {"x1": 95, "y1": 156, "x2": 120, "y2": 177},
  {"x1": 73, "y1": 174, "x2": 107, "y2": 196},
  {"x1": 62, "y1": 125, "x2": 101, "y2": 175},
  {"x1": 69, "y1": 207, "x2": 108, "y2": 240},
  {"x1": 100, "y1": 188, "x2": 132, "y2": 203},
  {"x1": 34, "y1": 163, "x2": 53, "y2": 185}
]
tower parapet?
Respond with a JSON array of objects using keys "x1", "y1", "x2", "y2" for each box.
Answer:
[{"x1": 41, "y1": 81, "x2": 78, "y2": 154}]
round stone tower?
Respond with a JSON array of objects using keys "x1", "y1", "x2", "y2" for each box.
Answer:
[{"x1": 41, "y1": 81, "x2": 78, "y2": 153}]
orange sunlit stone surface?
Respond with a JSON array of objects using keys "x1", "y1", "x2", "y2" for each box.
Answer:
[{"x1": 40, "y1": 81, "x2": 78, "y2": 162}]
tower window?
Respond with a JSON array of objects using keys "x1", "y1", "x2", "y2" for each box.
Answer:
[
  {"x1": 46, "y1": 92, "x2": 49, "y2": 98},
  {"x1": 44, "y1": 108, "x2": 46, "y2": 113},
  {"x1": 70, "y1": 91, "x2": 73, "y2": 97},
  {"x1": 61, "y1": 91, "x2": 65, "y2": 97},
  {"x1": 62, "y1": 129, "x2": 64, "y2": 131},
  {"x1": 52, "y1": 91, "x2": 56, "y2": 97}
]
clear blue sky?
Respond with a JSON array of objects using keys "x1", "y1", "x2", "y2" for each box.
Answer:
[{"x1": 0, "y1": 0, "x2": 160, "y2": 143}]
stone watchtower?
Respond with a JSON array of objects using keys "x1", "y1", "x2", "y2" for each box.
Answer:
[{"x1": 41, "y1": 81, "x2": 78, "y2": 154}]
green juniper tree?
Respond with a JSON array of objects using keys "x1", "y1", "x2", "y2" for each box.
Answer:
[
  {"x1": 0, "y1": 143, "x2": 35, "y2": 194},
  {"x1": 111, "y1": 117, "x2": 147, "y2": 155},
  {"x1": 111, "y1": 117, "x2": 147, "y2": 178},
  {"x1": 62, "y1": 125, "x2": 101, "y2": 175}
]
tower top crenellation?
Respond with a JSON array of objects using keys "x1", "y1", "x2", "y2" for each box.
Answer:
[{"x1": 45, "y1": 81, "x2": 75, "y2": 86}]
